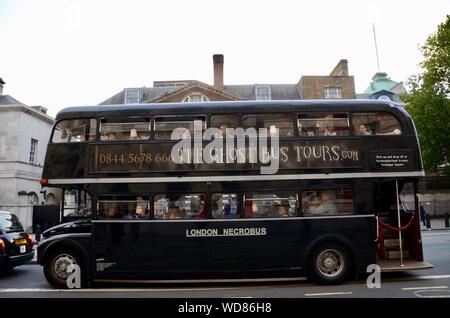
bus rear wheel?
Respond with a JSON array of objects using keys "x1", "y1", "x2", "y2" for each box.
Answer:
[
  {"x1": 308, "y1": 243, "x2": 351, "y2": 285},
  {"x1": 44, "y1": 249, "x2": 84, "y2": 289}
]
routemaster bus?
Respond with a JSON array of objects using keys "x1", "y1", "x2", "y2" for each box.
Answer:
[{"x1": 37, "y1": 100, "x2": 432, "y2": 288}]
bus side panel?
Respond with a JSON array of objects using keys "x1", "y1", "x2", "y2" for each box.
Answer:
[
  {"x1": 42, "y1": 143, "x2": 88, "y2": 179},
  {"x1": 90, "y1": 216, "x2": 376, "y2": 280}
]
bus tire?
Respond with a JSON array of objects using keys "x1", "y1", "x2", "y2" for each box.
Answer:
[
  {"x1": 43, "y1": 248, "x2": 85, "y2": 289},
  {"x1": 307, "y1": 243, "x2": 351, "y2": 285}
]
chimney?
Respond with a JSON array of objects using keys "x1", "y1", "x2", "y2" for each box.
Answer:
[
  {"x1": 330, "y1": 59, "x2": 349, "y2": 76},
  {"x1": 0, "y1": 78, "x2": 5, "y2": 95},
  {"x1": 213, "y1": 54, "x2": 224, "y2": 89}
]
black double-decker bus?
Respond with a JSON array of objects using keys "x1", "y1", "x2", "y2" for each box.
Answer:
[{"x1": 37, "y1": 100, "x2": 432, "y2": 288}]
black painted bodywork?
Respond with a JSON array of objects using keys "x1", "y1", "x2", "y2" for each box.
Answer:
[{"x1": 37, "y1": 100, "x2": 422, "y2": 283}]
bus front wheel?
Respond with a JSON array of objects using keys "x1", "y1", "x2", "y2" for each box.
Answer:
[
  {"x1": 43, "y1": 248, "x2": 84, "y2": 289},
  {"x1": 308, "y1": 243, "x2": 351, "y2": 285}
]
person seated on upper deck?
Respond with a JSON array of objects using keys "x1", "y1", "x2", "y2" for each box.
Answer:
[
  {"x1": 359, "y1": 124, "x2": 372, "y2": 136},
  {"x1": 129, "y1": 128, "x2": 140, "y2": 140},
  {"x1": 324, "y1": 124, "x2": 337, "y2": 136},
  {"x1": 104, "y1": 132, "x2": 116, "y2": 141}
]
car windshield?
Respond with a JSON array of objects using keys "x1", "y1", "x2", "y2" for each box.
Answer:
[{"x1": 0, "y1": 213, "x2": 24, "y2": 233}]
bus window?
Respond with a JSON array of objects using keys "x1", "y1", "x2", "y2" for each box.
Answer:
[
  {"x1": 353, "y1": 112, "x2": 402, "y2": 136},
  {"x1": 298, "y1": 113, "x2": 349, "y2": 137},
  {"x1": 63, "y1": 189, "x2": 92, "y2": 218},
  {"x1": 154, "y1": 116, "x2": 206, "y2": 140},
  {"x1": 154, "y1": 194, "x2": 207, "y2": 219},
  {"x1": 211, "y1": 193, "x2": 239, "y2": 219},
  {"x1": 210, "y1": 115, "x2": 239, "y2": 138},
  {"x1": 244, "y1": 192, "x2": 297, "y2": 218},
  {"x1": 242, "y1": 114, "x2": 294, "y2": 137},
  {"x1": 53, "y1": 119, "x2": 96, "y2": 143},
  {"x1": 100, "y1": 118, "x2": 150, "y2": 141},
  {"x1": 98, "y1": 196, "x2": 150, "y2": 219},
  {"x1": 302, "y1": 189, "x2": 353, "y2": 216}
]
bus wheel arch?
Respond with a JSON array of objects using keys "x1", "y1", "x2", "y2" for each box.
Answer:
[
  {"x1": 305, "y1": 238, "x2": 355, "y2": 285},
  {"x1": 42, "y1": 242, "x2": 88, "y2": 289}
]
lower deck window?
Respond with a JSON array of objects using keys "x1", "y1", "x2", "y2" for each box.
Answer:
[
  {"x1": 63, "y1": 189, "x2": 92, "y2": 218},
  {"x1": 154, "y1": 194, "x2": 206, "y2": 219},
  {"x1": 302, "y1": 189, "x2": 353, "y2": 216},
  {"x1": 98, "y1": 196, "x2": 149, "y2": 219},
  {"x1": 244, "y1": 192, "x2": 297, "y2": 218},
  {"x1": 212, "y1": 193, "x2": 240, "y2": 219}
]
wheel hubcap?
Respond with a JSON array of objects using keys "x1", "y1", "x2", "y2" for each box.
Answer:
[
  {"x1": 316, "y1": 249, "x2": 345, "y2": 278},
  {"x1": 53, "y1": 254, "x2": 76, "y2": 281}
]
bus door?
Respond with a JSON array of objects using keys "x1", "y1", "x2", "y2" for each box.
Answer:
[{"x1": 375, "y1": 180, "x2": 423, "y2": 264}]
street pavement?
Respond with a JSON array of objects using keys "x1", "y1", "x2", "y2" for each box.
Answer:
[{"x1": 1, "y1": 229, "x2": 449, "y2": 298}]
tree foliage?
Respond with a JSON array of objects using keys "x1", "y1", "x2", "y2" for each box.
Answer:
[{"x1": 401, "y1": 15, "x2": 450, "y2": 175}]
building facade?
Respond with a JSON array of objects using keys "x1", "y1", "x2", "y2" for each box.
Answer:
[
  {"x1": 100, "y1": 55, "x2": 356, "y2": 105},
  {"x1": 0, "y1": 78, "x2": 60, "y2": 231}
]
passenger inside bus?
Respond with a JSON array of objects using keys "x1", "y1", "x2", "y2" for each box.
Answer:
[
  {"x1": 359, "y1": 124, "x2": 372, "y2": 136},
  {"x1": 270, "y1": 203, "x2": 289, "y2": 217},
  {"x1": 167, "y1": 205, "x2": 186, "y2": 219},
  {"x1": 107, "y1": 206, "x2": 118, "y2": 218},
  {"x1": 197, "y1": 200, "x2": 207, "y2": 219},
  {"x1": 129, "y1": 128, "x2": 139, "y2": 140},
  {"x1": 316, "y1": 191, "x2": 338, "y2": 214},
  {"x1": 305, "y1": 194, "x2": 322, "y2": 214}
]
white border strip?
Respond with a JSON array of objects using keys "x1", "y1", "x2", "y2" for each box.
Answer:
[{"x1": 48, "y1": 171, "x2": 425, "y2": 185}]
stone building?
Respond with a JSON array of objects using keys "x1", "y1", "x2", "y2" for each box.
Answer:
[
  {"x1": 100, "y1": 55, "x2": 355, "y2": 105},
  {"x1": 0, "y1": 78, "x2": 60, "y2": 231}
]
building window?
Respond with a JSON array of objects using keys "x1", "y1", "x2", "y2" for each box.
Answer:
[
  {"x1": 324, "y1": 87, "x2": 342, "y2": 99},
  {"x1": 29, "y1": 138, "x2": 38, "y2": 163},
  {"x1": 124, "y1": 88, "x2": 141, "y2": 104},
  {"x1": 254, "y1": 86, "x2": 271, "y2": 100},
  {"x1": 182, "y1": 93, "x2": 209, "y2": 102}
]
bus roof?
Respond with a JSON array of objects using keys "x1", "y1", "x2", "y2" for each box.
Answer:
[{"x1": 55, "y1": 99, "x2": 407, "y2": 120}]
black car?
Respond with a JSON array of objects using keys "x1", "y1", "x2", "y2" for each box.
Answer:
[{"x1": 0, "y1": 211, "x2": 35, "y2": 271}]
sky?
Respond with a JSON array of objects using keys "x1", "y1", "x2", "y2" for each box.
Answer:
[{"x1": 0, "y1": 0, "x2": 449, "y2": 117}]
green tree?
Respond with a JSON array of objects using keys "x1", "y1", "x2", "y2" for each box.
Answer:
[{"x1": 401, "y1": 15, "x2": 450, "y2": 175}]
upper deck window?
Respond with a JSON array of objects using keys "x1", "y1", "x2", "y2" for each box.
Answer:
[
  {"x1": 100, "y1": 118, "x2": 150, "y2": 141},
  {"x1": 353, "y1": 112, "x2": 402, "y2": 136},
  {"x1": 210, "y1": 115, "x2": 239, "y2": 138},
  {"x1": 298, "y1": 113, "x2": 349, "y2": 137},
  {"x1": 242, "y1": 114, "x2": 294, "y2": 137},
  {"x1": 154, "y1": 116, "x2": 206, "y2": 140},
  {"x1": 53, "y1": 119, "x2": 96, "y2": 143}
]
